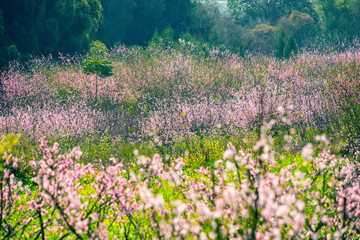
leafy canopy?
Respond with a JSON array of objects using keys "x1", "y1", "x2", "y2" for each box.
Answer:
[
  {"x1": 228, "y1": 0, "x2": 318, "y2": 26},
  {"x1": 82, "y1": 58, "x2": 113, "y2": 78}
]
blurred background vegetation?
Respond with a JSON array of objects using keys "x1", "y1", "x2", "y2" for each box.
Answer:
[{"x1": 1, "y1": 0, "x2": 360, "y2": 68}]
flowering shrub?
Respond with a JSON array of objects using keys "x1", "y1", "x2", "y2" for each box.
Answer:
[
  {"x1": 1, "y1": 44, "x2": 359, "y2": 155},
  {"x1": 0, "y1": 101, "x2": 105, "y2": 139},
  {"x1": 326, "y1": 59, "x2": 360, "y2": 158},
  {"x1": 1, "y1": 125, "x2": 360, "y2": 239},
  {"x1": 1, "y1": 43, "x2": 360, "y2": 238}
]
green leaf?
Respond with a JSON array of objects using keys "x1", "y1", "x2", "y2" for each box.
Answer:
[{"x1": 82, "y1": 58, "x2": 113, "y2": 78}]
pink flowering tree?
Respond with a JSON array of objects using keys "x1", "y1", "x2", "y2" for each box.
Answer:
[{"x1": 2, "y1": 122, "x2": 360, "y2": 239}]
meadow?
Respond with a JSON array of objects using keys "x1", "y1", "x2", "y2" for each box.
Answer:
[{"x1": 1, "y1": 40, "x2": 360, "y2": 239}]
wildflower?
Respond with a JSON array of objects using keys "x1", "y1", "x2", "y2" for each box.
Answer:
[
  {"x1": 223, "y1": 149, "x2": 234, "y2": 159},
  {"x1": 301, "y1": 143, "x2": 313, "y2": 160}
]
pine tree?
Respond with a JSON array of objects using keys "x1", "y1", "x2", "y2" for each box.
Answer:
[
  {"x1": 283, "y1": 34, "x2": 298, "y2": 59},
  {"x1": 275, "y1": 30, "x2": 286, "y2": 59}
]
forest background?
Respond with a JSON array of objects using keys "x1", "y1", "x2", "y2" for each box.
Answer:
[{"x1": 1, "y1": 0, "x2": 360, "y2": 68}]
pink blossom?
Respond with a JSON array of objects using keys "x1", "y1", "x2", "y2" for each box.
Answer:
[{"x1": 4, "y1": 169, "x2": 10, "y2": 179}]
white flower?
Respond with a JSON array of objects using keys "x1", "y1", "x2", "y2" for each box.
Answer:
[
  {"x1": 301, "y1": 143, "x2": 313, "y2": 160},
  {"x1": 223, "y1": 149, "x2": 234, "y2": 159}
]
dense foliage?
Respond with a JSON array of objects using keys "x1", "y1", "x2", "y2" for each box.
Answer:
[
  {"x1": 0, "y1": 0, "x2": 197, "y2": 67},
  {"x1": 97, "y1": 0, "x2": 196, "y2": 46},
  {"x1": 0, "y1": 0, "x2": 102, "y2": 58},
  {"x1": 227, "y1": 0, "x2": 319, "y2": 26},
  {"x1": 318, "y1": 0, "x2": 360, "y2": 39},
  {"x1": 2, "y1": 0, "x2": 360, "y2": 68},
  {"x1": 227, "y1": 0, "x2": 360, "y2": 52}
]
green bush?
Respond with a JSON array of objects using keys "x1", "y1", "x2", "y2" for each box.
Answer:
[{"x1": 242, "y1": 24, "x2": 279, "y2": 54}]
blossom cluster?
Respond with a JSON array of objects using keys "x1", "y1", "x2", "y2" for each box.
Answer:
[
  {"x1": 1, "y1": 45, "x2": 359, "y2": 150},
  {"x1": 0, "y1": 101, "x2": 105, "y2": 139},
  {"x1": 1, "y1": 131, "x2": 360, "y2": 239}
]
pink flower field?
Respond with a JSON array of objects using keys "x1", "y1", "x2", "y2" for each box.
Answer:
[{"x1": 1, "y1": 43, "x2": 360, "y2": 239}]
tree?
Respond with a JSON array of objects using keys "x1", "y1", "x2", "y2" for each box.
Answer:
[
  {"x1": 0, "y1": 9, "x2": 20, "y2": 68},
  {"x1": 228, "y1": 0, "x2": 318, "y2": 26},
  {"x1": 231, "y1": 39, "x2": 245, "y2": 56},
  {"x1": 279, "y1": 0, "x2": 319, "y2": 23},
  {"x1": 0, "y1": 0, "x2": 102, "y2": 57},
  {"x1": 275, "y1": 30, "x2": 286, "y2": 59},
  {"x1": 56, "y1": 0, "x2": 102, "y2": 53},
  {"x1": 82, "y1": 40, "x2": 113, "y2": 103},
  {"x1": 125, "y1": 0, "x2": 166, "y2": 45},
  {"x1": 98, "y1": 0, "x2": 196, "y2": 46},
  {"x1": 242, "y1": 24, "x2": 279, "y2": 54},
  {"x1": 228, "y1": 0, "x2": 270, "y2": 25},
  {"x1": 317, "y1": 0, "x2": 360, "y2": 39},
  {"x1": 96, "y1": 0, "x2": 135, "y2": 46},
  {"x1": 283, "y1": 34, "x2": 299, "y2": 59},
  {"x1": 162, "y1": 0, "x2": 195, "y2": 38},
  {"x1": 88, "y1": 40, "x2": 109, "y2": 58},
  {"x1": 278, "y1": 11, "x2": 317, "y2": 46},
  {"x1": 82, "y1": 59, "x2": 113, "y2": 103},
  {"x1": 188, "y1": 1, "x2": 218, "y2": 41}
]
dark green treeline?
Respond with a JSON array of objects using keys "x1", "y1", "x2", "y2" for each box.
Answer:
[
  {"x1": 0, "y1": 0, "x2": 196, "y2": 66},
  {"x1": 1, "y1": 0, "x2": 360, "y2": 67}
]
